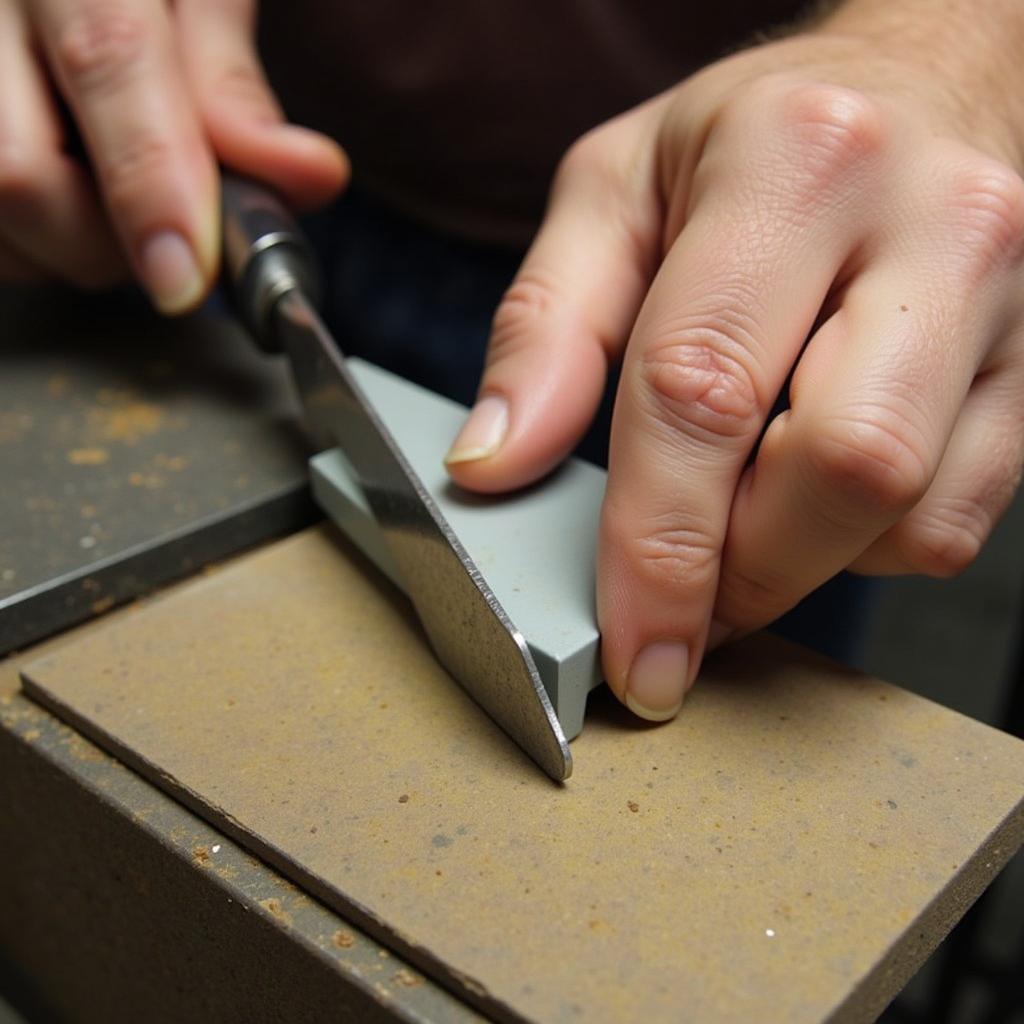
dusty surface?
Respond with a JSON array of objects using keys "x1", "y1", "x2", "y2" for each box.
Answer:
[
  {"x1": 0, "y1": 285, "x2": 314, "y2": 652},
  {"x1": 22, "y1": 526, "x2": 1024, "y2": 1024},
  {"x1": 1, "y1": 596, "x2": 485, "y2": 1023}
]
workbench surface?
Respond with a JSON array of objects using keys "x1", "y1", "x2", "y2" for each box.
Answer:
[
  {"x1": 1, "y1": 586, "x2": 483, "y2": 1023},
  {"x1": 20, "y1": 526, "x2": 1024, "y2": 1024}
]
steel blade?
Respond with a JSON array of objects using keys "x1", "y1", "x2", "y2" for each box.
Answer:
[{"x1": 274, "y1": 289, "x2": 572, "y2": 781}]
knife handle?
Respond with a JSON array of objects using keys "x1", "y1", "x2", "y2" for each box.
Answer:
[{"x1": 220, "y1": 174, "x2": 321, "y2": 353}]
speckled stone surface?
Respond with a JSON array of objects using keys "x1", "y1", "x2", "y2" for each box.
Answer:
[
  {"x1": 22, "y1": 527, "x2": 1024, "y2": 1024},
  {"x1": 0, "y1": 286, "x2": 315, "y2": 653},
  {"x1": 1, "y1": 586, "x2": 482, "y2": 1024}
]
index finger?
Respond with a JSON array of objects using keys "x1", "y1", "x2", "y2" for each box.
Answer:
[
  {"x1": 600, "y1": 88, "x2": 880, "y2": 717},
  {"x1": 31, "y1": 0, "x2": 218, "y2": 312}
]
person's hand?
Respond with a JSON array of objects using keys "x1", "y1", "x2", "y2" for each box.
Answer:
[
  {"x1": 0, "y1": 0, "x2": 347, "y2": 312},
  {"x1": 446, "y1": 16, "x2": 1024, "y2": 718}
]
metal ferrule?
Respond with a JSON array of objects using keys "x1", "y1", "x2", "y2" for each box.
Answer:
[{"x1": 221, "y1": 175, "x2": 320, "y2": 352}]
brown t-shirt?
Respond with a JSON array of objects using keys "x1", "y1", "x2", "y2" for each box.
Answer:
[{"x1": 259, "y1": 2, "x2": 808, "y2": 246}]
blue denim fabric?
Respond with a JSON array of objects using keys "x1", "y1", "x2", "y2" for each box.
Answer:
[{"x1": 307, "y1": 188, "x2": 874, "y2": 665}]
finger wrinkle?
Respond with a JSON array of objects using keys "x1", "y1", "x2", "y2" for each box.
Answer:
[{"x1": 637, "y1": 330, "x2": 766, "y2": 446}]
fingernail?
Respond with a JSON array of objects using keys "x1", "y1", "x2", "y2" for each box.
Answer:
[
  {"x1": 139, "y1": 230, "x2": 203, "y2": 315},
  {"x1": 625, "y1": 641, "x2": 689, "y2": 722},
  {"x1": 444, "y1": 395, "x2": 509, "y2": 465},
  {"x1": 706, "y1": 619, "x2": 734, "y2": 651}
]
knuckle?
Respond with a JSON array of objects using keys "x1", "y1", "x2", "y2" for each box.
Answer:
[
  {"x1": 639, "y1": 321, "x2": 763, "y2": 442},
  {"x1": 728, "y1": 78, "x2": 886, "y2": 201},
  {"x1": 607, "y1": 511, "x2": 720, "y2": 597},
  {"x1": 905, "y1": 516, "x2": 983, "y2": 581},
  {"x1": 778, "y1": 83, "x2": 884, "y2": 199},
  {"x1": 779, "y1": 82, "x2": 886, "y2": 161},
  {"x1": 947, "y1": 157, "x2": 1024, "y2": 271},
  {"x1": 53, "y1": 4, "x2": 149, "y2": 94},
  {"x1": 807, "y1": 408, "x2": 933, "y2": 518}
]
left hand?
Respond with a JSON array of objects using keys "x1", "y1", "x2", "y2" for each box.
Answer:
[{"x1": 445, "y1": 26, "x2": 1024, "y2": 718}]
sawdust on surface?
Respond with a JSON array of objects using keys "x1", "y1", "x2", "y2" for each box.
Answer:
[
  {"x1": 128, "y1": 472, "x2": 165, "y2": 490},
  {"x1": 259, "y1": 897, "x2": 292, "y2": 927},
  {"x1": 25, "y1": 527, "x2": 1024, "y2": 1024},
  {"x1": 332, "y1": 930, "x2": 355, "y2": 949},
  {"x1": 154, "y1": 453, "x2": 189, "y2": 471},
  {"x1": 67, "y1": 447, "x2": 109, "y2": 466},
  {"x1": 393, "y1": 969, "x2": 423, "y2": 987},
  {"x1": 89, "y1": 392, "x2": 165, "y2": 443}
]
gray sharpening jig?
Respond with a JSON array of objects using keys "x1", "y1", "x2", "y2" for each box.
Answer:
[{"x1": 311, "y1": 359, "x2": 605, "y2": 745}]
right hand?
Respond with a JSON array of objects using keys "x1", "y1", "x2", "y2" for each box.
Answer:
[{"x1": 0, "y1": 0, "x2": 348, "y2": 313}]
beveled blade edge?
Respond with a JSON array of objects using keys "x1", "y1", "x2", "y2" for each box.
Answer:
[{"x1": 275, "y1": 290, "x2": 572, "y2": 781}]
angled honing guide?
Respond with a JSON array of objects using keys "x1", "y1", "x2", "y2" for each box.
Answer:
[{"x1": 311, "y1": 357, "x2": 605, "y2": 740}]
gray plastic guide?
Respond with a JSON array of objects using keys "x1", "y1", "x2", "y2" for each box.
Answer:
[{"x1": 311, "y1": 358, "x2": 605, "y2": 740}]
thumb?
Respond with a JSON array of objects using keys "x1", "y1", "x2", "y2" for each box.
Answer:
[
  {"x1": 445, "y1": 115, "x2": 662, "y2": 494},
  {"x1": 175, "y1": 0, "x2": 349, "y2": 210}
]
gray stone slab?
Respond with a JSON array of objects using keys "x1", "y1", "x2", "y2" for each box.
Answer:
[
  {"x1": 0, "y1": 615, "x2": 484, "y2": 1024},
  {"x1": 311, "y1": 358, "x2": 604, "y2": 739},
  {"x1": 0, "y1": 286, "x2": 317, "y2": 654}
]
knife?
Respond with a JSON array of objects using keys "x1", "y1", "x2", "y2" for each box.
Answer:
[{"x1": 220, "y1": 175, "x2": 572, "y2": 782}]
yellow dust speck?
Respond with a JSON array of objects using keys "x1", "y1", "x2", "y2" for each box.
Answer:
[
  {"x1": 128, "y1": 472, "x2": 165, "y2": 490},
  {"x1": 259, "y1": 898, "x2": 292, "y2": 927},
  {"x1": 89, "y1": 399, "x2": 164, "y2": 443},
  {"x1": 393, "y1": 969, "x2": 423, "y2": 987},
  {"x1": 154, "y1": 453, "x2": 189, "y2": 471},
  {"x1": 67, "y1": 447, "x2": 109, "y2": 466}
]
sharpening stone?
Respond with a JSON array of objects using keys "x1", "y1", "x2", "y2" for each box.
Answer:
[
  {"x1": 309, "y1": 358, "x2": 604, "y2": 740},
  {"x1": 0, "y1": 286, "x2": 316, "y2": 655},
  {"x1": 20, "y1": 527, "x2": 1024, "y2": 1024},
  {"x1": 0, "y1": 616, "x2": 483, "y2": 1023}
]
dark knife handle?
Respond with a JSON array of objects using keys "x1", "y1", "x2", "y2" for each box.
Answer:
[{"x1": 220, "y1": 174, "x2": 320, "y2": 353}]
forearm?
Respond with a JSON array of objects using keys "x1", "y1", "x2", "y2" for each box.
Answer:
[{"x1": 817, "y1": 0, "x2": 1024, "y2": 169}]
